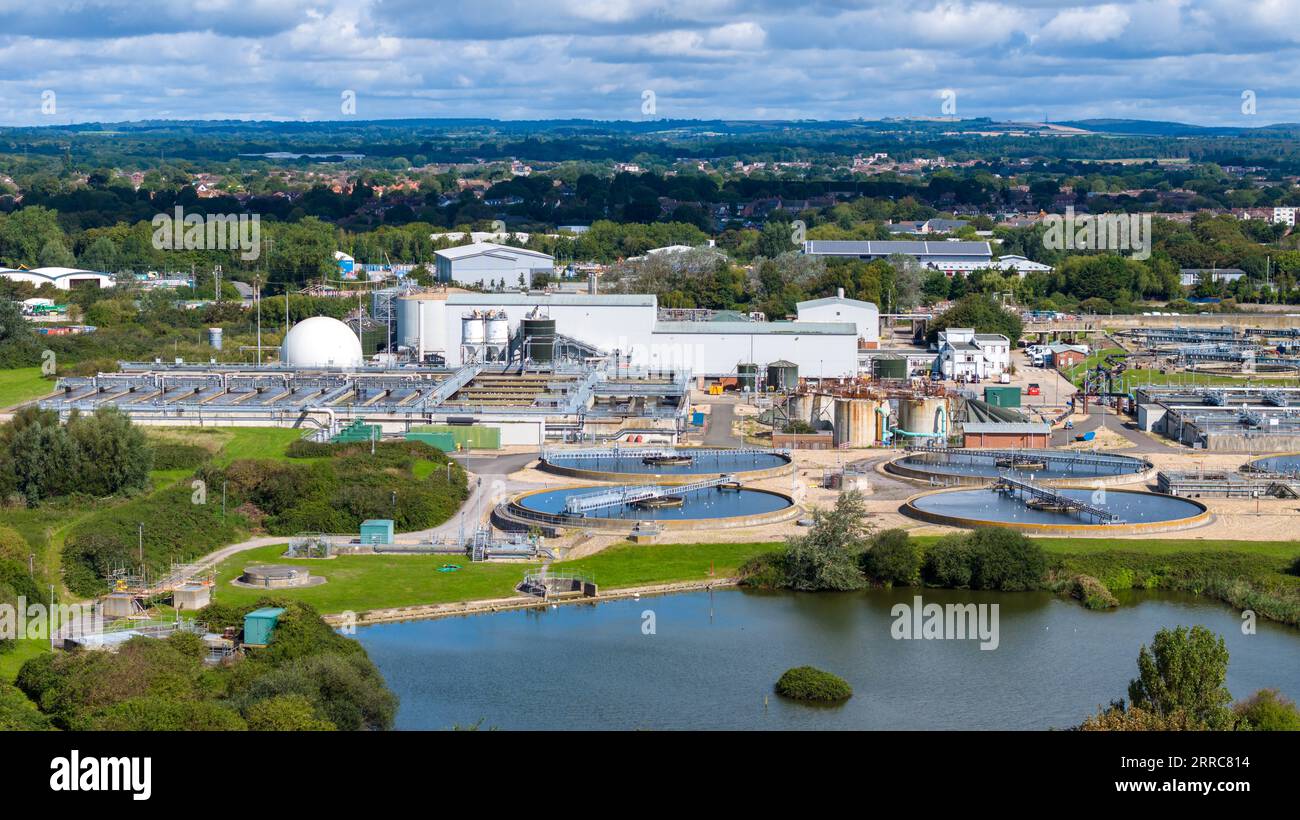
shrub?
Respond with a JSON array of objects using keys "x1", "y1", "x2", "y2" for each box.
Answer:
[
  {"x1": 737, "y1": 552, "x2": 786, "y2": 589},
  {"x1": 87, "y1": 697, "x2": 247, "y2": 731},
  {"x1": 862, "y1": 529, "x2": 919, "y2": 586},
  {"x1": 244, "y1": 694, "x2": 336, "y2": 731},
  {"x1": 150, "y1": 442, "x2": 210, "y2": 471},
  {"x1": 0, "y1": 682, "x2": 53, "y2": 730},
  {"x1": 921, "y1": 528, "x2": 1047, "y2": 591},
  {"x1": 1068, "y1": 575, "x2": 1119, "y2": 610},
  {"x1": 1234, "y1": 689, "x2": 1300, "y2": 731},
  {"x1": 775, "y1": 666, "x2": 852, "y2": 703}
]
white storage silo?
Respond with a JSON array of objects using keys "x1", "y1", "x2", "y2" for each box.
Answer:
[{"x1": 485, "y1": 310, "x2": 510, "y2": 362}]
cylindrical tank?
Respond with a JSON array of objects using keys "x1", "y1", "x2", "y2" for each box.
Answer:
[
  {"x1": 461, "y1": 311, "x2": 486, "y2": 346},
  {"x1": 767, "y1": 360, "x2": 799, "y2": 392},
  {"x1": 397, "y1": 292, "x2": 448, "y2": 361},
  {"x1": 522, "y1": 316, "x2": 556, "y2": 362},
  {"x1": 810, "y1": 393, "x2": 831, "y2": 426},
  {"x1": 833, "y1": 397, "x2": 877, "y2": 447},
  {"x1": 737, "y1": 362, "x2": 758, "y2": 392},
  {"x1": 208, "y1": 327, "x2": 223, "y2": 351},
  {"x1": 486, "y1": 311, "x2": 509, "y2": 347},
  {"x1": 899, "y1": 397, "x2": 949, "y2": 435}
]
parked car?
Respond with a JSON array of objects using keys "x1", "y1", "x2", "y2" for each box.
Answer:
[{"x1": 1027, "y1": 383, "x2": 1041, "y2": 396}]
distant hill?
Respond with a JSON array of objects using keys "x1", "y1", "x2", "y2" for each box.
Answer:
[{"x1": 1053, "y1": 119, "x2": 1300, "y2": 137}]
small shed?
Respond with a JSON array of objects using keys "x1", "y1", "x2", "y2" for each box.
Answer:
[
  {"x1": 243, "y1": 607, "x2": 286, "y2": 647},
  {"x1": 962, "y1": 422, "x2": 1051, "y2": 449},
  {"x1": 360, "y1": 519, "x2": 395, "y2": 546}
]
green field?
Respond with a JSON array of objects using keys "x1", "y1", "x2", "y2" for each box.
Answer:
[
  {"x1": 208, "y1": 540, "x2": 776, "y2": 614},
  {"x1": 0, "y1": 367, "x2": 55, "y2": 408}
]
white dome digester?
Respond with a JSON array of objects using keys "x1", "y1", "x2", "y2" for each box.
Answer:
[{"x1": 280, "y1": 316, "x2": 364, "y2": 369}]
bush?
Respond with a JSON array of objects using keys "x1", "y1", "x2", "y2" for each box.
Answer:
[
  {"x1": 1068, "y1": 575, "x2": 1119, "y2": 610},
  {"x1": 150, "y1": 442, "x2": 210, "y2": 471},
  {"x1": 1234, "y1": 689, "x2": 1300, "y2": 731},
  {"x1": 87, "y1": 698, "x2": 247, "y2": 731},
  {"x1": 0, "y1": 682, "x2": 53, "y2": 730},
  {"x1": 244, "y1": 694, "x2": 336, "y2": 731},
  {"x1": 737, "y1": 552, "x2": 786, "y2": 589},
  {"x1": 921, "y1": 528, "x2": 1047, "y2": 591},
  {"x1": 862, "y1": 529, "x2": 919, "y2": 586},
  {"x1": 775, "y1": 666, "x2": 853, "y2": 702}
]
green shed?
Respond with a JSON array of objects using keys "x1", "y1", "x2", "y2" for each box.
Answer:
[
  {"x1": 983, "y1": 386, "x2": 1022, "y2": 408},
  {"x1": 360, "y1": 518, "x2": 394, "y2": 546},
  {"x1": 243, "y1": 607, "x2": 286, "y2": 647}
]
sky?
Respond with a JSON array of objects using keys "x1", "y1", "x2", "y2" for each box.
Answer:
[{"x1": 1, "y1": 0, "x2": 1299, "y2": 127}]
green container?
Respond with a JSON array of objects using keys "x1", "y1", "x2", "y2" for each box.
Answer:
[
  {"x1": 360, "y1": 519, "x2": 394, "y2": 546},
  {"x1": 983, "y1": 386, "x2": 1022, "y2": 408},
  {"x1": 243, "y1": 607, "x2": 285, "y2": 647},
  {"x1": 737, "y1": 362, "x2": 758, "y2": 392},
  {"x1": 405, "y1": 431, "x2": 458, "y2": 451},
  {"x1": 873, "y1": 357, "x2": 908, "y2": 379},
  {"x1": 410, "y1": 424, "x2": 501, "y2": 450}
]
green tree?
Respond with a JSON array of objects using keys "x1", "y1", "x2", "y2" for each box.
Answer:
[
  {"x1": 245, "y1": 694, "x2": 336, "y2": 731},
  {"x1": 862, "y1": 529, "x2": 919, "y2": 586},
  {"x1": 1233, "y1": 689, "x2": 1300, "y2": 731},
  {"x1": 782, "y1": 490, "x2": 870, "y2": 591},
  {"x1": 1128, "y1": 625, "x2": 1233, "y2": 730}
]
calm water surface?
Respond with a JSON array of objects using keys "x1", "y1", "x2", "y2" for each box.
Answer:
[{"x1": 353, "y1": 587, "x2": 1300, "y2": 730}]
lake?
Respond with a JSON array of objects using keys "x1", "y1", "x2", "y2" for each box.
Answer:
[{"x1": 353, "y1": 587, "x2": 1300, "y2": 730}]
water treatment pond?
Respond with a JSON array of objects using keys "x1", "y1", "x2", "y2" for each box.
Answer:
[
  {"x1": 896, "y1": 449, "x2": 1146, "y2": 481},
  {"x1": 517, "y1": 485, "x2": 791, "y2": 521},
  {"x1": 909, "y1": 487, "x2": 1202, "y2": 526},
  {"x1": 353, "y1": 587, "x2": 1300, "y2": 730},
  {"x1": 1249, "y1": 454, "x2": 1300, "y2": 475}
]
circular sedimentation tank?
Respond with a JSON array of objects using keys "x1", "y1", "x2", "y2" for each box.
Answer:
[
  {"x1": 238, "y1": 564, "x2": 320, "y2": 589},
  {"x1": 539, "y1": 447, "x2": 794, "y2": 484},
  {"x1": 503, "y1": 483, "x2": 800, "y2": 530},
  {"x1": 902, "y1": 487, "x2": 1209, "y2": 535},
  {"x1": 1246, "y1": 453, "x2": 1300, "y2": 475},
  {"x1": 886, "y1": 448, "x2": 1152, "y2": 486}
]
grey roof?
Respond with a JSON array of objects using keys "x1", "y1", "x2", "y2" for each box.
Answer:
[
  {"x1": 435, "y1": 242, "x2": 553, "y2": 262},
  {"x1": 448, "y1": 293, "x2": 656, "y2": 307},
  {"x1": 974, "y1": 333, "x2": 1009, "y2": 342},
  {"x1": 653, "y1": 321, "x2": 857, "y2": 335},
  {"x1": 796, "y1": 295, "x2": 879, "y2": 311},
  {"x1": 962, "y1": 422, "x2": 1051, "y2": 435},
  {"x1": 802, "y1": 240, "x2": 992, "y2": 257},
  {"x1": 1179, "y1": 268, "x2": 1245, "y2": 275}
]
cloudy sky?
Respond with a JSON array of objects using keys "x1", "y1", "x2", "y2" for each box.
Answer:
[{"x1": 1, "y1": 0, "x2": 1298, "y2": 127}]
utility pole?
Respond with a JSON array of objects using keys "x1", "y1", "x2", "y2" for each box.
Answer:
[
  {"x1": 137, "y1": 522, "x2": 144, "y2": 566},
  {"x1": 255, "y1": 274, "x2": 262, "y2": 363}
]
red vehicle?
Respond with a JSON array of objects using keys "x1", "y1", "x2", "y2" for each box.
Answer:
[{"x1": 1027, "y1": 383, "x2": 1041, "y2": 396}]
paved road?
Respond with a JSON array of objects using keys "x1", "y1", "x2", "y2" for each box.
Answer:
[
  {"x1": 703, "y1": 402, "x2": 742, "y2": 446},
  {"x1": 1050, "y1": 404, "x2": 1175, "y2": 454}
]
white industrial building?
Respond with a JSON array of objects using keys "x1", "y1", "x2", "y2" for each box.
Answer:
[
  {"x1": 802, "y1": 240, "x2": 993, "y2": 274},
  {"x1": 0, "y1": 266, "x2": 114, "y2": 289},
  {"x1": 433, "y1": 243, "x2": 554, "y2": 287},
  {"x1": 994, "y1": 255, "x2": 1054, "y2": 278},
  {"x1": 397, "y1": 291, "x2": 862, "y2": 378},
  {"x1": 795, "y1": 289, "x2": 880, "y2": 346},
  {"x1": 935, "y1": 328, "x2": 1011, "y2": 380}
]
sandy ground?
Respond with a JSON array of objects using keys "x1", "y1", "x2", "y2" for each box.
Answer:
[{"x1": 497, "y1": 440, "x2": 1300, "y2": 551}]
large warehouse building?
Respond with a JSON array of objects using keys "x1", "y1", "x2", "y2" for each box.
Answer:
[
  {"x1": 0, "y1": 266, "x2": 115, "y2": 289},
  {"x1": 396, "y1": 290, "x2": 868, "y2": 377},
  {"x1": 802, "y1": 240, "x2": 993, "y2": 275},
  {"x1": 433, "y1": 242, "x2": 554, "y2": 287}
]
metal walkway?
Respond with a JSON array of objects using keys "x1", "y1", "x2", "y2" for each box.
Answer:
[
  {"x1": 993, "y1": 476, "x2": 1124, "y2": 523},
  {"x1": 563, "y1": 474, "x2": 737, "y2": 515},
  {"x1": 543, "y1": 446, "x2": 789, "y2": 462}
]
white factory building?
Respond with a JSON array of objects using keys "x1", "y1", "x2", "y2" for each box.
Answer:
[
  {"x1": 794, "y1": 289, "x2": 880, "y2": 346},
  {"x1": 397, "y1": 291, "x2": 866, "y2": 378},
  {"x1": 802, "y1": 240, "x2": 993, "y2": 275},
  {"x1": 433, "y1": 242, "x2": 555, "y2": 287},
  {"x1": 0, "y1": 266, "x2": 115, "y2": 289}
]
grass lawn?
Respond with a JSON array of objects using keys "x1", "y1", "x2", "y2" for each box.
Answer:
[
  {"x1": 0, "y1": 639, "x2": 51, "y2": 684},
  {"x1": 210, "y1": 540, "x2": 782, "y2": 615},
  {"x1": 0, "y1": 367, "x2": 55, "y2": 409}
]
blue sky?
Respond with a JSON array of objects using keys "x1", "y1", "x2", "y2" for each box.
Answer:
[{"x1": 1, "y1": 0, "x2": 1297, "y2": 126}]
